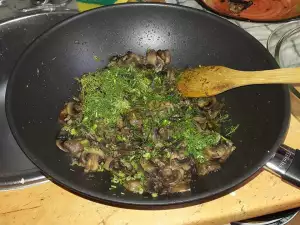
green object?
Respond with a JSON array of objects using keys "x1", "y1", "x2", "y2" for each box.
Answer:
[{"x1": 76, "y1": 0, "x2": 127, "y2": 12}]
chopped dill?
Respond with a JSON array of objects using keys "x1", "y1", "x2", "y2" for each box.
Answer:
[
  {"x1": 93, "y1": 55, "x2": 101, "y2": 62},
  {"x1": 225, "y1": 124, "x2": 240, "y2": 136},
  {"x1": 174, "y1": 119, "x2": 221, "y2": 162},
  {"x1": 58, "y1": 50, "x2": 238, "y2": 196}
]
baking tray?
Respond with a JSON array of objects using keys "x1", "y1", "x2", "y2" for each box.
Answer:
[{"x1": 0, "y1": 10, "x2": 77, "y2": 190}]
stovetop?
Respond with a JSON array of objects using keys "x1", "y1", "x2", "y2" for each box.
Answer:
[{"x1": 0, "y1": 4, "x2": 77, "y2": 190}]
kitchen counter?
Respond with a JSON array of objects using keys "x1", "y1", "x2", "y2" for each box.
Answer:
[{"x1": 1, "y1": 115, "x2": 300, "y2": 225}]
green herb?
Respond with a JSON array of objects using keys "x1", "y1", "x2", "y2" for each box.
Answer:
[
  {"x1": 152, "y1": 193, "x2": 158, "y2": 198},
  {"x1": 79, "y1": 66, "x2": 156, "y2": 129},
  {"x1": 93, "y1": 55, "x2": 101, "y2": 62},
  {"x1": 142, "y1": 152, "x2": 151, "y2": 160},
  {"x1": 80, "y1": 139, "x2": 90, "y2": 146},
  {"x1": 226, "y1": 124, "x2": 239, "y2": 136},
  {"x1": 174, "y1": 120, "x2": 221, "y2": 162}
]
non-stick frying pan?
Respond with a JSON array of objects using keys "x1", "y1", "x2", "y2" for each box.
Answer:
[{"x1": 5, "y1": 3, "x2": 300, "y2": 207}]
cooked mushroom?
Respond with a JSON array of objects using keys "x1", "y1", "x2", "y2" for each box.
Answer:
[
  {"x1": 58, "y1": 107, "x2": 68, "y2": 123},
  {"x1": 146, "y1": 177, "x2": 164, "y2": 193},
  {"x1": 57, "y1": 140, "x2": 84, "y2": 155},
  {"x1": 170, "y1": 150, "x2": 187, "y2": 161},
  {"x1": 120, "y1": 159, "x2": 133, "y2": 171},
  {"x1": 129, "y1": 116, "x2": 142, "y2": 128},
  {"x1": 64, "y1": 140, "x2": 84, "y2": 154},
  {"x1": 56, "y1": 140, "x2": 68, "y2": 152},
  {"x1": 117, "y1": 118, "x2": 124, "y2": 129},
  {"x1": 193, "y1": 116, "x2": 207, "y2": 124},
  {"x1": 166, "y1": 68, "x2": 176, "y2": 83},
  {"x1": 140, "y1": 159, "x2": 157, "y2": 174},
  {"x1": 109, "y1": 51, "x2": 144, "y2": 67},
  {"x1": 124, "y1": 51, "x2": 142, "y2": 65},
  {"x1": 157, "y1": 50, "x2": 171, "y2": 65},
  {"x1": 104, "y1": 156, "x2": 114, "y2": 171},
  {"x1": 155, "y1": 55, "x2": 165, "y2": 72},
  {"x1": 196, "y1": 161, "x2": 221, "y2": 176},
  {"x1": 169, "y1": 182, "x2": 190, "y2": 193},
  {"x1": 84, "y1": 154, "x2": 100, "y2": 172},
  {"x1": 80, "y1": 148, "x2": 105, "y2": 164},
  {"x1": 56, "y1": 49, "x2": 237, "y2": 196},
  {"x1": 151, "y1": 158, "x2": 166, "y2": 168},
  {"x1": 146, "y1": 49, "x2": 157, "y2": 66},
  {"x1": 66, "y1": 102, "x2": 76, "y2": 116},
  {"x1": 172, "y1": 158, "x2": 192, "y2": 171},
  {"x1": 197, "y1": 97, "x2": 217, "y2": 109},
  {"x1": 204, "y1": 143, "x2": 234, "y2": 162},
  {"x1": 160, "y1": 167, "x2": 184, "y2": 186},
  {"x1": 124, "y1": 180, "x2": 143, "y2": 193},
  {"x1": 158, "y1": 127, "x2": 173, "y2": 140}
]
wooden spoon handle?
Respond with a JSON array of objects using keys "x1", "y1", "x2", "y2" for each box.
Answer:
[{"x1": 235, "y1": 67, "x2": 300, "y2": 86}]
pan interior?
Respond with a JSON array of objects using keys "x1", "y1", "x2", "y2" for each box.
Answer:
[{"x1": 6, "y1": 4, "x2": 290, "y2": 206}]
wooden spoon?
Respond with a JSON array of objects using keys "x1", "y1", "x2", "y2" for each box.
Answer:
[{"x1": 177, "y1": 66, "x2": 300, "y2": 97}]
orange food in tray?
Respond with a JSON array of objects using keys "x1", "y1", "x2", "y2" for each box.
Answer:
[{"x1": 203, "y1": 0, "x2": 300, "y2": 21}]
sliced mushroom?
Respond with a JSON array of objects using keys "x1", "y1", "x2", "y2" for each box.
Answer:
[
  {"x1": 63, "y1": 140, "x2": 84, "y2": 155},
  {"x1": 160, "y1": 167, "x2": 172, "y2": 177},
  {"x1": 56, "y1": 140, "x2": 68, "y2": 152},
  {"x1": 157, "y1": 50, "x2": 171, "y2": 65},
  {"x1": 170, "y1": 150, "x2": 186, "y2": 160},
  {"x1": 120, "y1": 159, "x2": 133, "y2": 171},
  {"x1": 124, "y1": 180, "x2": 143, "y2": 193},
  {"x1": 146, "y1": 50, "x2": 157, "y2": 66},
  {"x1": 160, "y1": 101, "x2": 174, "y2": 111},
  {"x1": 80, "y1": 148, "x2": 105, "y2": 164},
  {"x1": 204, "y1": 143, "x2": 233, "y2": 162},
  {"x1": 193, "y1": 116, "x2": 207, "y2": 124},
  {"x1": 146, "y1": 177, "x2": 164, "y2": 193},
  {"x1": 196, "y1": 161, "x2": 221, "y2": 176},
  {"x1": 155, "y1": 55, "x2": 165, "y2": 72},
  {"x1": 129, "y1": 118, "x2": 142, "y2": 128},
  {"x1": 66, "y1": 102, "x2": 76, "y2": 116},
  {"x1": 166, "y1": 68, "x2": 176, "y2": 83},
  {"x1": 168, "y1": 169, "x2": 185, "y2": 186},
  {"x1": 158, "y1": 128, "x2": 172, "y2": 140},
  {"x1": 140, "y1": 159, "x2": 157, "y2": 174},
  {"x1": 117, "y1": 118, "x2": 124, "y2": 129},
  {"x1": 58, "y1": 107, "x2": 68, "y2": 123},
  {"x1": 160, "y1": 167, "x2": 184, "y2": 186},
  {"x1": 151, "y1": 158, "x2": 166, "y2": 168},
  {"x1": 172, "y1": 158, "x2": 192, "y2": 171},
  {"x1": 104, "y1": 156, "x2": 114, "y2": 171},
  {"x1": 84, "y1": 154, "x2": 100, "y2": 172},
  {"x1": 128, "y1": 112, "x2": 143, "y2": 128},
  {"x1": 125, "y1": 51, "x2": 143, "y2": 65},
  {"x1": 197, "y1": 97, "x2": 216, "y2": 109},
  {"x1": 169, "y1": 182, "x2": 190, "y2": 193},
  {"x1": 109, "y1": 51, "x2": 144, "y2": 67}
]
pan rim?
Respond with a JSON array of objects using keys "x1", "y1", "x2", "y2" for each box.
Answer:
[
  {"x1": 195, "y1": 0, "x2": 300, "y2": 24},
  {"x1": 5, "y1": 3, "x2": 291, "y2": 207}
]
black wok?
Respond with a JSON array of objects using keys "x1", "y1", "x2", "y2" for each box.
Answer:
[{"x1": 5, "y1": 3, "x2": 300, "y2": 207}]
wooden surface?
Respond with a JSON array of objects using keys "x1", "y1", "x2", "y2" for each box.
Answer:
[
  {"x1": 1, "y1": 115, "x2": 300, "y2": 225},
  {"x1": 289, "y1": 213, "x2": 300, "y2": 225}
]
